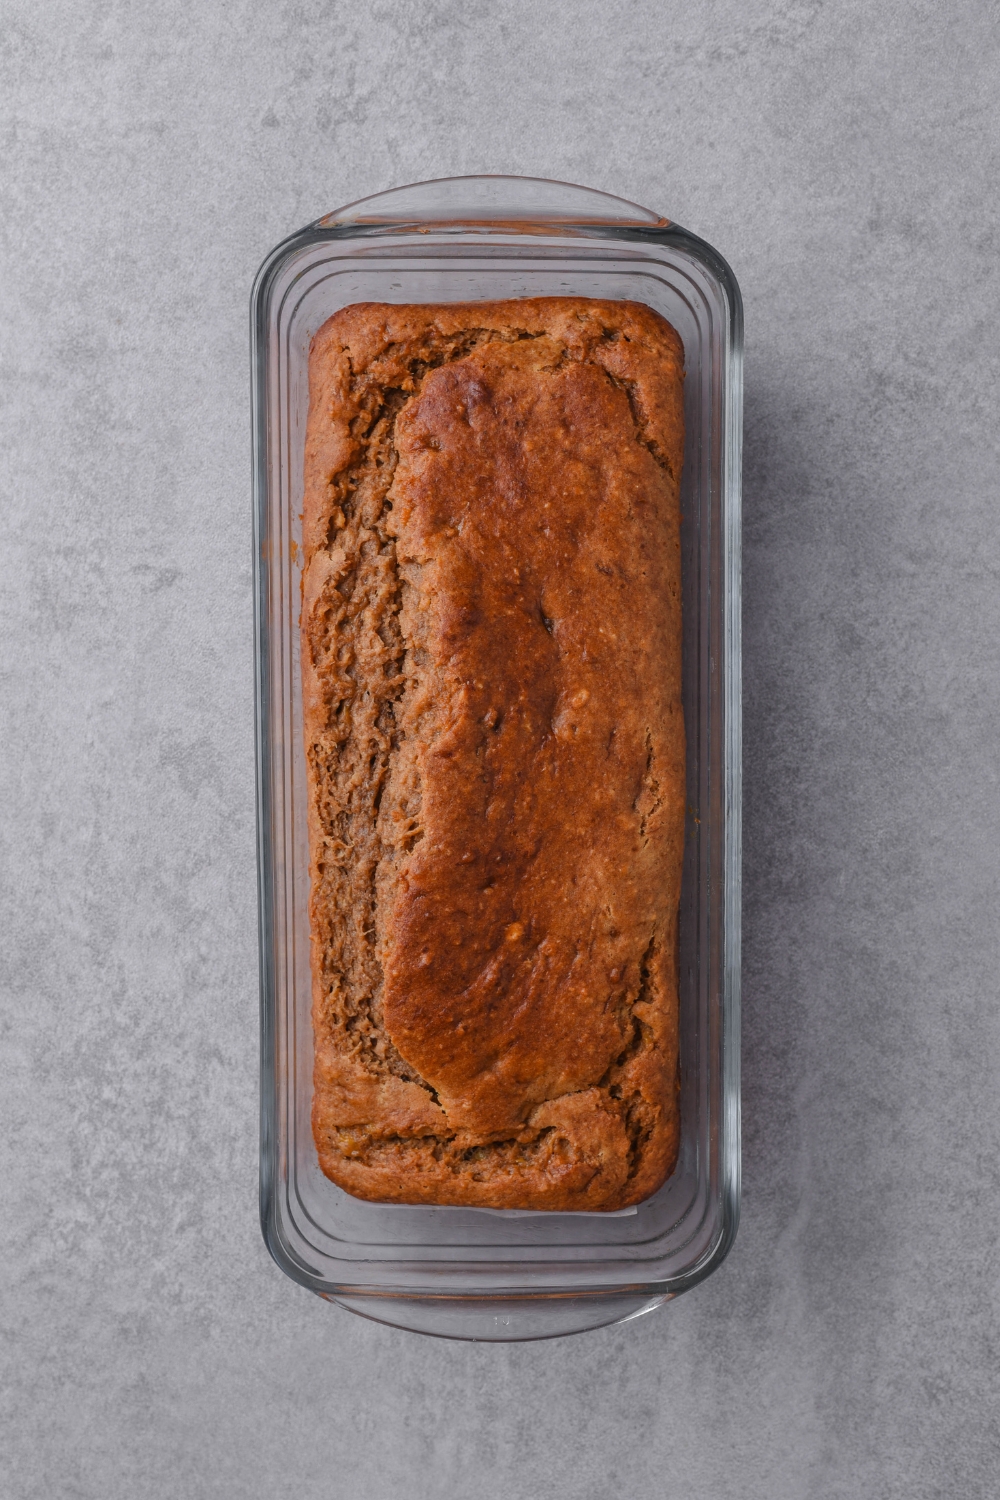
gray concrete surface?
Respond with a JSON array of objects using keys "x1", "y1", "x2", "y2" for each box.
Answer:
[{"x1": 3, "y1": 1, "x2": 999, "y2": 1495}]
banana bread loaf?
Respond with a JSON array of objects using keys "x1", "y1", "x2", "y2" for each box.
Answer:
[{"x1": 302, "y1": 296, "x2": 685, "y2": 1210}]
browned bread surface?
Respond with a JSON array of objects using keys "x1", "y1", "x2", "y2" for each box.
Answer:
[{"x1": 302, "y1": 297, "x2": 685, "y2": 1210}]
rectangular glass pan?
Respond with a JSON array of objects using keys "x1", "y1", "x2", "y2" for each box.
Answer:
[{"x1": 252, "y1": 175, "x2": 742, "y2": 1341}]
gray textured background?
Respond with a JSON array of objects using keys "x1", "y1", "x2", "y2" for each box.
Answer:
[{"x1": 3, "y1": 1, "x2": 999, "y2": 1495}]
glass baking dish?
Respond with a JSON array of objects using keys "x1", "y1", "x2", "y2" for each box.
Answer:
[{"x1": 252, "y1": 175, "x2": 742, "y2": 1341}]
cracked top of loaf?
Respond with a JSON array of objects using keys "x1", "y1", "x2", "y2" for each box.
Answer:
[{"x1": 302, "y1": 297, "x2": 685, "y2": 1210}]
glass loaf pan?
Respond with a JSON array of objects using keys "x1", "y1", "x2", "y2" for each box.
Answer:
[{"x1": 252, "y1": 175, "x2": 742, "y2": 1341}]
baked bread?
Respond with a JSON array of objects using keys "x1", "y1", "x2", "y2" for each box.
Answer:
[{"x1": 302, "y1": 297, "x2": 685, "y2": 1210}]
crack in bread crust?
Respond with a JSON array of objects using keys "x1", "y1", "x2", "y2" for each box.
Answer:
[{"x1": 303, "y1": 298, "x2": 685, "y2": 1211}]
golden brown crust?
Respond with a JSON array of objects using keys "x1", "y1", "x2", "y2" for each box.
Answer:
[{"x1": 302, "y1": 297, "x2": 685, "y2": 1209}]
